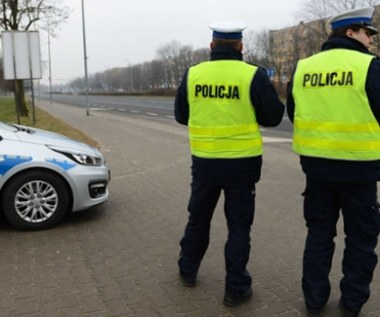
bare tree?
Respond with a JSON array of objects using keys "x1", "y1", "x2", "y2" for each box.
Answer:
[
  {"x1": 156, "y1": 40, "x2": 189, "y2": 88},
  {"x1": 244, "y1": 29, "x2": 271, "y2": 66},
  {"x1": 0, "y1": 0, "x2": 69, "y2": 116},
  {"x1": 192, "y1": 48, "x2": 209, "y2": 64},
  {"x1": 157, "y1": 42, "x2": 216, "y2": 88},
  {"x1": 150, "y1": 60, "x2": 166, "y2": 89},
  {"x1": 296, "y1": 0, "x2": 380, "y2": 22}
]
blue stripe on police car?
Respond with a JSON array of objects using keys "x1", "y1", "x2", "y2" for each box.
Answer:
[
  {"x1": 0, "y1": 155, "x2": 32, "y2": 176},
  {"x1": 46, "y1": 158, "x2": 76, "y2": 171}
]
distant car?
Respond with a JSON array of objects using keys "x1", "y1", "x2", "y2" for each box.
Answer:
[{"x1": 0, "y1": 121, "x2": 110, "y2": 230}]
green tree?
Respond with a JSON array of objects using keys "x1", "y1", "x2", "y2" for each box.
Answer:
[{"x1": 0, "y1": 0, "x2": 69, "y2": 116}]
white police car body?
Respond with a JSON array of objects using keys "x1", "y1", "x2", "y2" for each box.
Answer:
[{"x1": 0, "y1": 121, "x2": 110, "y2": 230}]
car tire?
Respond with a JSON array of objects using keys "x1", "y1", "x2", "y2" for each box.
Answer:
[{"x1": 2, "y1": 170, "x2": 70, "y2": 230}]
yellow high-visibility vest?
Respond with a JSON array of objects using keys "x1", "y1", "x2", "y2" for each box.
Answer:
[
  {"x1": 292, "y1": 49, "x2": 380, "y2": 160},
  {"x1": 187, "y1": 60, "x2": 262, "y2": 158}
]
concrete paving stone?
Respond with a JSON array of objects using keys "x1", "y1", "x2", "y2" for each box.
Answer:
[
  {"x1": 14, "y1": 313, "x2": 41, "y2": 317},
  {"x1": 159, "y1": 282, "x2": 192, "y2": 299},
  {"x1": 61, "y1": 308, "x2": 90, "y2": 317},
  {"x1": 13, "y1": 282, "x2": 36, "y2": 299},
  {"x1": 84, "y1": 253, "x2": 107, "y2": 265},
  {"x1": 123, "y1": 289, "x2": 148, "y2": 306},
  {"x1": 268, "y1": 285, "x2": 300, "y2": 303},
  {"x1": 145, "y1": 289, "x2": 175, "y2": 307},
  {"x1": 34, "y1": 275, "x2": 58, "y2": 289},
  {"x1": 186, "y1": 287, "x2": 215, "y2": 302},
  {"x1": 132, "y1": 305, "x2": 178, "y2": 317},
  {"x1": 97, "y1": 285, "x2": 125, "y2": 301},
  {"x1": 12, "y1": 297, "x2": 39, "y2": 315},
  {"x1": 0, "y1": 309, "x2": 12, "y2": 317},
  {"x1": 83, "y1": 311, "x2": 112, "y2": 317},
  {"x1": 115, "y1": 276, "x2": 137, "y2": 293},
  {"x1": 72, "y1": 283, "x2": 99, "y2": 298},
  {"x1": 13, "y1": 272, "x2": 38, "y2": 287},
  {"x1": 170, "y1": 294, "x2": 200, "y2": 313},
  {"x1": 134, "y1": 278, "x2": 160, "y2": 290},
  {"x1": 276, "y1": 310, "x2": 303, "y2": 317},
  {"x1": 49, "y1": 279, "x2": 76, "y2": 294},
  {"x1": 147, "y1": 304, "x2": 186, "y2": 317},
  {"x1": 0, "y1": 279, "x2": 12, "y2": 294},
  {"x1": 193, "y1": 299, "x2": 230, "y2": 316},
  {"x1": 37, "y1": 302, "x2": 62, "y2": 317},
  {"x1": 0, "y1": 294, "x2": 13, "y2": 309},
  {"x1": 81, "y1": 295, "x2": 109, "y2": 313},
  {"x1": 103, "y1": 299, "x2": 130, "y2": 316},
  {"x1": 257, "y1": 297, "x2": 293, "y2": 315},
  {"x1": 253, "y1": 273, "x2": 282, "y2": 289},
  {"x1": 92, "y1": 274, "x2": 119, "y2": 288},
  {"x1": 245, "y1": 305, "x2": 282, "y2": 317}
]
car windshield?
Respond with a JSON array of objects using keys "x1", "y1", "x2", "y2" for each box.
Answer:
[{"x1": 0, "y1": 121, "x2": 18, "y2": 132}]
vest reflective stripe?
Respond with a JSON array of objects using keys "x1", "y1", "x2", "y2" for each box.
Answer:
[
  {"x1": 191, "y1": 138, "x2": 263, "y2": 153},
  {"x1": 188, "y1": 60, "x2": 262, "y2": 158},
  {"x1": 294, "y1": 135, "x2": 380, "y2": 151},
  {"x1": 292, "y1": 49, "x2": 380, "y2": 160},
  {"x1": 295, "y1": 120, "x2": 380, "y2": 133},
  {"x1": 189, "y1": 123, "x2": 260, "y2": 136}
]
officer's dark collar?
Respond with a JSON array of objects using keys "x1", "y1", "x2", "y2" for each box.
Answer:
[
  {"x1": 322, "y1": 36, "x2": 371, "y2": 54},
  {"x1": 210, "y1": 44, "x2": 243, "y2": 61}
]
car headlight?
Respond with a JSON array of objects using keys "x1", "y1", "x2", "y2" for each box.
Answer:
[{"x1": 48, "y1": 146, "x2": 103, "y2": 166}]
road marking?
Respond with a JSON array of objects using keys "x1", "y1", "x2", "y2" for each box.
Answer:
[
  {"x1": 90, "y1": 107, "x2": 110, "y2": 111},
  {"x1": 263, "y1": 136, "x2": 292, "y2": 143},
  {"x1": 146, "y1": 112, "x2": 158, "y2": 116}
]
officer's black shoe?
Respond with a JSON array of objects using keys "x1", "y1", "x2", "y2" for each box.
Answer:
[
  {"x1": 223, "y1": 287, "x2": 253, "y2": 307},
  {"x1": 179, "y1": 273, "x2": 196, "y2": 287},
  {"x1": 339, "y1": 300, "x2": 360, "y2": 317},
  {"x1": 306, "y1": 305, "x2": 324, "y2": 317}
]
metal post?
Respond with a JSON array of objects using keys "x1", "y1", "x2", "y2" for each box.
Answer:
[
  {"x1": 81, "y1": 0, "x2": 90, "y2": 116},
  {"x1": 11, "y1": 31, "x2": 20, "y2": 124},
  {"x1": 27, "y1": 32, "x2": 36, "y2": 124},
  {"x1": 47, "y1": 20, "x2": 53, "y2": 105}
]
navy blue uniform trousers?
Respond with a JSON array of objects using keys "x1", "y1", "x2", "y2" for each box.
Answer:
[
  {"x1": 178, "y1": 178, "x2": 255, "y2": 295},
  {"x1": 302, "y1": 177, "x2": 380, "y2": 312}
]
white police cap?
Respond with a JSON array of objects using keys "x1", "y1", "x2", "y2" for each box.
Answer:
[
  {"x1": 209, "y1": 21, "x2": 247, "y2": 39},
  {"x1": 328, "y1": 7, "x2": 378, "y2": 35}
]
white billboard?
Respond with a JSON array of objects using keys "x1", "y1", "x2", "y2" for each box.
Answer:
[{"x1": 2, "y1": 31, "x2": 42, "y2": 80}]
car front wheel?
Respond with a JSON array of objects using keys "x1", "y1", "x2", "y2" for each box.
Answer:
[{"x1": 2, "y1": 170, "x2": 70, "y2": 230}]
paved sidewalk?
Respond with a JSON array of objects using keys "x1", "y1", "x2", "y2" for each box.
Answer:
[{"x1": 0, "y1": 100, "x2": 378, "y2": 317}]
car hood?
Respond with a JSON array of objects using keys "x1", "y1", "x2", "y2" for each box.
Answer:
[{"x1": 10, "y1": 124, "x2": 98, "y2": 154}]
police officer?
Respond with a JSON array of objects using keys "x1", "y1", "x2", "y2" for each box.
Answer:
[
  {"x1": 287, "y1": 7, "x2": 380, "y2": 317},
  {"x1": 175, "y1": 21, "x2": 284, "y2": 306}
]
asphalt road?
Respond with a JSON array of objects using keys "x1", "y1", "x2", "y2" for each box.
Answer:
[{"x1": 39, "y1": 94, "x2": 294, "y2": 135}]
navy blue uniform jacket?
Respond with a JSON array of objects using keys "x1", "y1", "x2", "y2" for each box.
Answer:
[
  {"x1": 175, "y1": 45, "x2": 285, "y2": 185},
  {"x1": 287, "y1": 36, "x2": 380, "y2": 182}
]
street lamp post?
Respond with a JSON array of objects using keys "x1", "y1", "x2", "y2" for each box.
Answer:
[
  {"x1": 125, "y1": 59, "x2": 134, "y2": 91},
  {"x1": 81, "y1": 0, "x2": 90, "y2": 115}
]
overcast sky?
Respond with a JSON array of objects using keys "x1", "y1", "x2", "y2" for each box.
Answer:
[{"x1": 45, "y1": 0, "x2": 304, "y2": 85}]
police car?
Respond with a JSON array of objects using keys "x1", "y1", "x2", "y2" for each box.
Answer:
[{"x1": 0, "y1": 121, "x2": 110, "y2": 230}]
